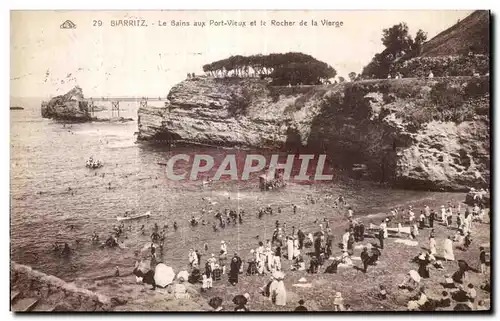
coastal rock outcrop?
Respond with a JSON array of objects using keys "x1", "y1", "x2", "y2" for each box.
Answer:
[
  {"x1": 11, "y1": 262, "x2": 115, "y2": 311},
  {"x1": 138, "y1": 76, "x2": 490, "y2": 191},
  {"x1": 41, "y1": 86, "x2": 91, "y2": 122}
]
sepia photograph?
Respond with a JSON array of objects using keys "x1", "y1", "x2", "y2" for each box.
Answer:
[{"x1": 9, "y1": 9, "x2": 491, "y2": 312}]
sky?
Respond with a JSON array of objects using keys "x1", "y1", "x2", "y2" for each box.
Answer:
[{"x1": 10, "y1": 10, "x2": 473, "y2": 98}]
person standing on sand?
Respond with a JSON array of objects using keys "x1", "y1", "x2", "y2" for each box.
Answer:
[
  {"x1": 342, "y1": 230, "x2": 350, "y2": 251},
  {"x1": 429, "y1": 235, "x2": 437, "y2": 256},
  {"x1": 479, "y1": 246, "x2": 487, "y2": 274},
  {"x1": 380, "y1": 220, "x2": 388, "y2": 239},
  {"x1": 220, "y1": 240, "x2": 227, "y2": 255},
  {"x1": 297, "y1": 228, "x2": 306, "y2": 250},
  {"x1": 265, "y1": 240, "x2": 273, "y2": 271},
  {"x1": 378, "y1": 229, "x2": 384, "y2": 250},
  {"x1": 269, "y1": 272, "x2": 287, "y2": 306},
  {"x1": 429, "y1": 210, "x2": 435, "y2": 228},
  {"x1": 441, "y1": 205, "x2": 447, "y2": 224},
  {"x1": 274, "y1": 244, "x2": 282, "y2": 271},
  {"x1": 361, "y1": 247, "x2": 370, "y2": 273},
  {"x1": 287, "y1": 237, "x2": 294, "y2": 261},
  {"x1": 229, "y1": 256, "x2": 240, "y2": 286},
  {"x1": 443, "y1": 236, "x2": 455, "y2": 261}
]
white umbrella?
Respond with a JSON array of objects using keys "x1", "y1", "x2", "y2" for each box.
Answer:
[
  {"x1": 409, "y1": 270, "x2": 421, "y2": 283},
  {"x1": 154, "y1": 263, "x2": 175, "y2": 288}
]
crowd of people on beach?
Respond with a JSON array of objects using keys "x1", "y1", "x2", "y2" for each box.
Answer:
[{"x1": 55, "y1": 186, "x2": 490, "y2": 311}]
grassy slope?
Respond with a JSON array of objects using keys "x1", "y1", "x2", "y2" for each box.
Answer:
[{"x1": 421, "y1": 10, "x2": 490, "y2": 57}]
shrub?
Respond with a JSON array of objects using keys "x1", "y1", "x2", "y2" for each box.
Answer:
[{"x1": 228, "y1": 88, "x2": 252, "y2": 117}]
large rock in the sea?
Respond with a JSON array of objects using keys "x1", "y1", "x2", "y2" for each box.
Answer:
[
  {"x1": 138, "y1": 76, "x2": 490, "y2": 191},
  {"x1": 41, "y1": 86, "x2": 91, "y2": 122}
]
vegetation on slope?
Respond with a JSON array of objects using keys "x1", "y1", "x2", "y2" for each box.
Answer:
[
  {"x1": 420, "y1": 10, "x2": 490, "y2": 57},
  {"x1": 202, "y1": 52, "x2": 336, "y2": 85}
]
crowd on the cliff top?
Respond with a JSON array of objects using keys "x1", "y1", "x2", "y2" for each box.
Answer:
[{"x1": 59, "y1": 187, "x2": 490, "y2": 311}]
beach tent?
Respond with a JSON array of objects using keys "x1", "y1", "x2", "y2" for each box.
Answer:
[{"x1": 154, "y1": 263, "x2": 175, "y2": 287}]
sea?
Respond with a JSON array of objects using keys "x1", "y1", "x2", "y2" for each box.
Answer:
[{"x1": 10, "y1": 97, "x2": 460, "y2": 282}]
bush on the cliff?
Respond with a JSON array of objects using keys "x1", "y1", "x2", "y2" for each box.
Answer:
[
  {"x1": 228, "y1": 88, "x2": 252, "y2": 117},
  {"x1": 392, "y1": 55, "x2": 489, "y2": 78},
  {"x1": 394, "y1": 77, "x2": 489, "y2": 129}
]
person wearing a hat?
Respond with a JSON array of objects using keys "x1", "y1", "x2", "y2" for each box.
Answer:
[
  {"x1": 333, "y1": 292, "x2": 344, "y2": 311},
  {"x1": 294, "y1": 299, "x2": 308, "y2": 311},
  {"x1": 234, "y1": 293, "x2": 250, "y2": 311},
  {"x1": 209, "y1": 297, "x2": 224, "y2": 311}
]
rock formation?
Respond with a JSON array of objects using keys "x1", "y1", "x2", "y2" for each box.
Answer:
[
  {"x1": 138, "y1": 76, "x2": 490, "y2": 191},
  {"x1": 11, "y1": 262, "x2": 115, "y2": 311},
  {"x1": 41, "y1": 86, "x2": 91, "y2": 122}
]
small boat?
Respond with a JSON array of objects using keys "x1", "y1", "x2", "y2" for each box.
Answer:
[
  {"x1": 117, "y1": 211, "x2": 151, "y2": 222},
  {"x1": 86, "y1": 158, "x2": 103, "y2": 169}
]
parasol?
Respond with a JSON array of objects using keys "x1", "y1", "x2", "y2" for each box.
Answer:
[
  {"x1": 408, "y1": 270, "x2": 421, "y2": 283},
  {"x1": 154, "y1": 263, "x2": 175, "y2": 288}
]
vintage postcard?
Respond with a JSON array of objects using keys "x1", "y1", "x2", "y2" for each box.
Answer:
[{"x1": 10, "y1": 10, "x2": 490, "y2": 312}]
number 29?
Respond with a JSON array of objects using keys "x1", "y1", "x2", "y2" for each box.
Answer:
[{"x1": 93, "y1": 20, "x2": 103, "y2": 27}]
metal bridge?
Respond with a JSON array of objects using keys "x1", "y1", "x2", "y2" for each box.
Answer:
[{"x1": 84, "y1": 97, "x2": 169, "y2": 117}]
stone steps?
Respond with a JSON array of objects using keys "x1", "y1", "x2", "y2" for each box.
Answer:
[{"x1": 11, "y1": 297, "x2": 39, "y2": 312}]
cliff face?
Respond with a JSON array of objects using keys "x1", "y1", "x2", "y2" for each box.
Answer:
[
  {"x1": 41, "y1": 86, "x2": 91, "y2": 122},
  {"x1": 138, "y1": 76, "x2": 490, "y2": 191}
]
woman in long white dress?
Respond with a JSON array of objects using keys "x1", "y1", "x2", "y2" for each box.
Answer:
[
  {"x1": 293, "y1": 238, "x2": 300, "y2": 258},
  {"x1": 269, "y1": 272, "x2": 287, "y2": 306},
  {"x1": 380, "y1": 221, "x2": 388, "y2": 239},
  {"x1": 265, "y1": 240, "x2": 273, "y2": 271},
  {"x1": 429, "y1": 236, "x2": 437, "y2": 255},
  {"x1": 443, "y1": 236, "x2": 455, "y2": 261},
  {"x1": 287, "y1": 237, "x2": 294, "y2": 261}
]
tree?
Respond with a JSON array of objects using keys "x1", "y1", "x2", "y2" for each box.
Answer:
[
  {"x1": 413, "y1": 29, "x2": 428, "y2": 56},
  {"x1": 203, "y1": 52, "x2": 336, "y2": 85},
  {"x1": 381, "y1": 22, "x2": 413, "y2": 58},
  {"x1": 362, "y1": 22, "x2": 428, "y2": 78},
  {"x1": 348, "y1": 72, "x2": 357, "y2": 82}
]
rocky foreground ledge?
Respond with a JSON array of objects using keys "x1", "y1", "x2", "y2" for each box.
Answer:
[
  {"x1": 138, "y1": 76, "x2": 490, "y2": 192},
  {"x1": 11, "y1": 262, "x2": 116, "y2": 311}
]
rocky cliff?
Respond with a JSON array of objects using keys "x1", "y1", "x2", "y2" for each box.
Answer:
[
  {"x1": 138, "y1": 76, "x2": 490, "y2": 191},
  {"x1": 41, "y1": 86, "x2": 91, "y2": 122}
]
